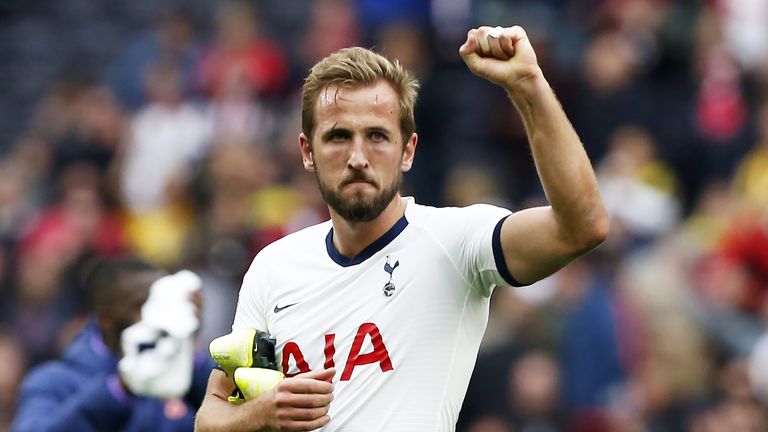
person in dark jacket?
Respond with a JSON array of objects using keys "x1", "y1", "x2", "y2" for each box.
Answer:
[{"x1": 12, "y1": 256, "x2": 215, "y2": 432}]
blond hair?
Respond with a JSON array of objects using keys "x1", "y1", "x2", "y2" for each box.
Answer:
[{"x1": 301, "y1": 47, "x2": 420, "y2": 144}]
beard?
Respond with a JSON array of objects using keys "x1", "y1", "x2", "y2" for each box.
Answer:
[{"x1": 315, "y1": 169, "x2": 402, "y2": 223}]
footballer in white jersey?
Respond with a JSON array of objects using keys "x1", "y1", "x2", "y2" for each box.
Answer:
[
  {"x1": 195, "y1": 25, "x2": 608, "y2": 432},
  {"x1": 232, "y1": 198, "x2": 520, "y2": 431}
]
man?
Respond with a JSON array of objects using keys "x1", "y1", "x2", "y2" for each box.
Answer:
[
  {"x1": 195, "y1": 25, "x2": 609, "y2": 431},
  {"x1": 12, "y1": 257, "x2": 215, "y2": 431}
]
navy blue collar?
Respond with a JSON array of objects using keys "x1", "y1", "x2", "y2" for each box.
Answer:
[{"x1": 326, "y1": 215, "x2": 409, "y2": 267}]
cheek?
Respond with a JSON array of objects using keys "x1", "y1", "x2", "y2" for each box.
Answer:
[{"x1": 314, "y1": 148, "x2": 348, "y2": 173}]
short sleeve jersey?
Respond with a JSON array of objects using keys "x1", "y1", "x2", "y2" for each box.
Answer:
[{"x1": 232, "y1": 198, "x2": 518, "y2": 431}]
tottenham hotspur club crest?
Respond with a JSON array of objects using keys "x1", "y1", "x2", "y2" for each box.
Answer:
[{"x1": 383, "y1": 255, "x2": 400, "y2": 297}]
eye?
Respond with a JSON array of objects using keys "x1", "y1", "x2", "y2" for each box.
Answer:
[
  {"x1": 369, "y1": 130, "x2": 388, "y2": 142},
  {"x1": 327, "y1": 130, "x2": 350, "y2": 143}
]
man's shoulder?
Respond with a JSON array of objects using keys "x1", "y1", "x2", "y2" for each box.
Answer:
[
  {"x1": 20, "y1": 358, "x2": 86, "y2": 393},
  {"x1": 406, "y1": 199, "x2": 511, "y2": 230}
]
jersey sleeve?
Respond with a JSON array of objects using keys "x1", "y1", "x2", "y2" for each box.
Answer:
[
  {"x1": 430, "y1": 204, "x2": 521, "y2": 297},
  {"x1": 231, "y1": 252, "x2": 270, "y2": 332}
]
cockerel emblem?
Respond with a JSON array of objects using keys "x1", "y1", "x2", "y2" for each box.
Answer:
[{"x1": 383, "y1": 255, "x2": 400, "y2": 297}]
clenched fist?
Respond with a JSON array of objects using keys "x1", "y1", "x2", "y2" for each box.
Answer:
[{"x1": 459, "y1": 25, "x2": 542, "y2": 93}]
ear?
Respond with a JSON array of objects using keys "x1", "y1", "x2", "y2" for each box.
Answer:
[
  {"x1": 299, "y1": 133, "x2": 315, "y2": 172},
  {"x1": 401, "y1": 133, "x2": 418, "y2": 172}
]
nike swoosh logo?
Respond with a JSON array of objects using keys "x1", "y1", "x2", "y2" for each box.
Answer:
[{"x1": 274, "y1": 302, "x2": 299, "y2": 313}]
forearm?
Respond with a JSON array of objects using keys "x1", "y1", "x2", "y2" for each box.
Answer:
[
  {"x1": 196, "y1": 367, "x2": 334, "y2": 432},
  {"x1": 507, "y1": 70, "x2": 608, "y2": 249},
  {"x1": 195, "y1": 390, "x2": 272, "y2": 432}
]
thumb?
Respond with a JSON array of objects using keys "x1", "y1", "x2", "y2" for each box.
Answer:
[{"x1": 296, "y1": 367, "x2": 336, "y2": 383}]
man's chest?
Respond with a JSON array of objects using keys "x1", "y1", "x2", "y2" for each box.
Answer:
[{"x1": 264, "y1": 247, "x2": 471, "y2": 379}]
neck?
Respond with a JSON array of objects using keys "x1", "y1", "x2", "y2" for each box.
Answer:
[{"x1": 329, "y1": 195, "x2": 405, "y2": 258}]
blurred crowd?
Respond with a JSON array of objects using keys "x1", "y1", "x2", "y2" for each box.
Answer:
[{"x1": 0, "y1": 0, "x2": 767, "y2": 431}]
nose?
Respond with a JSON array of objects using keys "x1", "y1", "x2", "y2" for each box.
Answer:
[{"x1": 347, "y1": 138, "x2": 369, "y2": 170}]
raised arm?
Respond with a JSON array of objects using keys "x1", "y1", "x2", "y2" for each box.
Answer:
[
  {"x1": 459, "y1": 25, "x2": 609, "y2": 285},
  {"x1": 195, "y1": 368, "x2": 335, "y2": 432}
]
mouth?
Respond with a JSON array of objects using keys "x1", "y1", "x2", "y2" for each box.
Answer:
[
  {"x1": 340, "y1": 179, "x2": 378, "y2": 196},
  {"x1": 341, "y1": 176, "x2": 377, "y2": 188},
  {"x1": 342, "y1": 181, "x2": 375, "y2": 189}
]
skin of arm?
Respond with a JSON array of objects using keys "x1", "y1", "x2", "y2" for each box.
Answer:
[
  {"x1": 194, "y1": 368, "x2": 335, "y2": 432},
  {"x1": 459, "y1": 26, "x2": 610, "y2": 285}
]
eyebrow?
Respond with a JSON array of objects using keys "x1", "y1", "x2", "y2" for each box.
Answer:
[
  {"x1": 366, "y1": 126, "x2": 391, "y2": 136},
  {"x1": 320, "y1": 123, "x2": 345, "y2": 141},
  {"x1": 319, "y1": 124, "x2": 394, "y2": 142}
]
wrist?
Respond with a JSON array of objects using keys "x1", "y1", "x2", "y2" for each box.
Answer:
[
  {"x1": 503, "y1": 66, "x2": 547, "y2": 101},
  {"x1": 244, "y1": 392, "x2": 279, "y2": 431}
]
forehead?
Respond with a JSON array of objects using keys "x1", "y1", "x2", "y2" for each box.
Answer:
[
  {"x1": 118, "y1": 271, "x2": 160, "y2": 303},
  {"x1": 314, "y1": 80, "x2": 400, "y2": 131}
]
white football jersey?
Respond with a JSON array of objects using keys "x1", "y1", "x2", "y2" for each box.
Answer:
[{"x1": 232, "y1": 198, "x2": 519, "y2": 431}]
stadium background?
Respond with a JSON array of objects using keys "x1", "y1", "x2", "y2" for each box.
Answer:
[{"x1": 1, "y1": 0, "x2": 767, "y2": 430}]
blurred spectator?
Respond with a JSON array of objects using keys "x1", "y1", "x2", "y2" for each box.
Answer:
[
  {"x1": 11, "y1": 163, "x2": 125, "y2": 364},
  {"x1": 621, "y1": 236, "x2": 713, "y2": 429},
  {"x1": 11, "y1": 240, "x2": 74, "y2": 366},
  {"x1": 679, "y1": 181, "x2": 739, "y2": 256},
  {"x1": 120, "y1": 61, "x2": 210, "y2": 213},
  {"x1": 689, "y1": 356, "x2": 767, "y2": 432},
  {"x1": 598, "y1": 125, "x2": 681, "y2": 243},
  {"x1": 508, "y1": 350, "x2": 565, "y2": 431},
  {"x1": 717, "y1": 0, "x2": 768, "y2": 74},
  {"x1": 691, "y1": 3, "x2": 752, "y2": 181},
  {"x1": 12, "y1": 257, "x2": 214, "y2": 431},
  {"x1": 202, "y1": 1, "x2": 287, "y2": 144},
  {"x1": 119, "y1": 61, "x2": 210, "y2": 266},
  {"x1": 197, "y1": 1, "x2": 288, "y2": 99},
  {"x1": 206, "y1": 75, "x2": 276, "y2": 145},
  {"x1": 106, "y1": 6, "x2": 202, "y2": 110},
  {"x1": 299, "y1": 0, "x2": 362, "y2": 71},
  {"x1": 694, "y1": 42, "x2": 747, "y2": 144},
  {"x1": 574, "y1": 29, "x2": 655, "y2": 161},
  {"x1": 559, "y1": 259, "x2": 629, "y2": 412},
  {"x1": 30, "y1": 82, "x2": 123, "y2": 178},
  {"x1": 21, "y1": 163, "x2": 125, "y2": 260},
  {"x1": 716, "y1": 212, "x2": 768, "y2": 316}
]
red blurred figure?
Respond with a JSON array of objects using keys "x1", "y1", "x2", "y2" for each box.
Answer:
[{"x1": 197, "y1": 1, "x2": 288, "y2": 99}]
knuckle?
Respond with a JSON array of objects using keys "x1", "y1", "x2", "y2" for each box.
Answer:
[
  {"x1": 274, "y1": 392, "x2": 293, "y2": 407},
  {"x1": 297, "y1": 408, "x2": 320, "y2": 421},
  {"x1": 313, "y1": 381, "x2": 332, "y2": 393},
  {"x1": 278, "y1": 420, "x2": 298, "y2": 431},
  {"x1": 308, "y1": 396, "x2": 325, "y2": 408}
]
